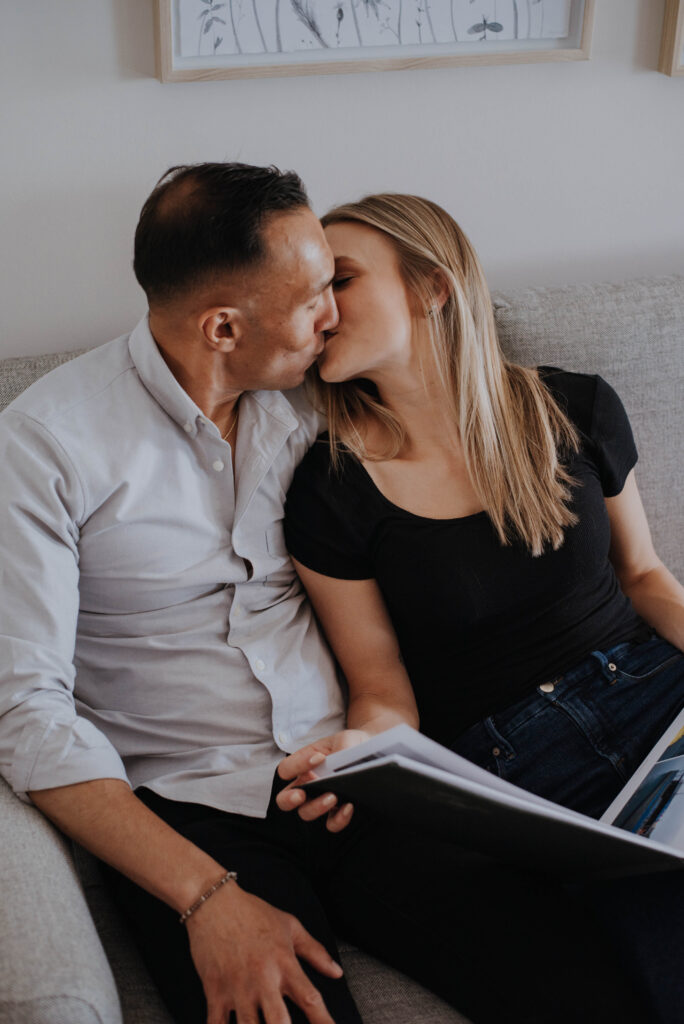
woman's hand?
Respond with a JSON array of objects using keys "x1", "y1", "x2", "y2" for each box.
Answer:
[
  {"x1": 276, "y1": 729, "x2": 371, "y2": 832},
  {"x1": 277, "y1": 566, "x2": 420, "y2": 832}
]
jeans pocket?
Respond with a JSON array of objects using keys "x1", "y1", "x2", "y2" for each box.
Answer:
[{"x1": 612, "y1": 637, "x2": 681, "y2": 683}]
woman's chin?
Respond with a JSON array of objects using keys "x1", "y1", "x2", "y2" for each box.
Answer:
[{"x1": 316, "y1": 357, "x2": 346, "y2": 384}]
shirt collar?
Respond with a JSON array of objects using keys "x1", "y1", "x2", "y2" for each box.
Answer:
[
  {"x1": 128, "y1": 314, "x2": 300, "y2": 437},
  {"x1": 128, "y1": 315, "x2": 205, "y2": 436}
]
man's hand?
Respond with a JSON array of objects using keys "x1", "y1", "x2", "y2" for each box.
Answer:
[
  {"x1": 29, "y1": 779, "x2": 343, "y2": 1023},
  {"x1": 276, "y1": 730, "x2": 371, "y2": 832},
  {"x1": 186, "y1": 881, "x2": 343, "y2": 1024}
]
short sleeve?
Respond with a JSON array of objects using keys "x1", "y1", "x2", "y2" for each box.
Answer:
[
  {"x1": 284, "y1": 438, "x2": 374, "y2": 580},
  {"x1": 589, "y1": 376, "x2": 638, "y2": 497}
]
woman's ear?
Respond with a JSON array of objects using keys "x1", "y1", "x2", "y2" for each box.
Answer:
[
  {"x1": 417, "y1": 271, "x2": 450, "y2": 322},
  {"x1": 198, "y1": 307, "x2": 243, "y2": 353},
  {"x1": 429, "y1": 269, "x2": 450, "y2": 312}
]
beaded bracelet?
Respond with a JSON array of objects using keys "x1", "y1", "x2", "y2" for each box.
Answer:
[{"x1": 179, "y1": 871, "x2": 238, "y2": 925}]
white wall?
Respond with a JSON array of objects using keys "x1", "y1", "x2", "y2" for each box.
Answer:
[{"x1": 1, "y1": 0, "x2": 683, "y2": 358}]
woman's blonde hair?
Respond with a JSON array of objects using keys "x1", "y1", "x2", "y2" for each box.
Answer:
[{"x1": 314, "y1": 193, "x2": 579, "y2": 556}]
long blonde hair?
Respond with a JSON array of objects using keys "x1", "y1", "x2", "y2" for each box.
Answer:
[{"x1": 313, "y1": 194, "x2": 579, "y2": 556}]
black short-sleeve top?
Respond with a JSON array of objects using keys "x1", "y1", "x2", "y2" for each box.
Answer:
[{"x1": 284, "y1": 369, "x2": 645, "y2": 745}]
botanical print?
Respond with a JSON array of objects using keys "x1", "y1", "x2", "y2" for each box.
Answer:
[{"x1": 178, "y1": 0, "x2": 574, "y2": 58}]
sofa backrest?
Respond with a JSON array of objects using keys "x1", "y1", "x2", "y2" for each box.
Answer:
[
  {"x1": 1, "y1": 274, "x2": 682, "y2": 581},
  {"x1": 492, "y1": 275, "x2": 683, "y2": 584}
]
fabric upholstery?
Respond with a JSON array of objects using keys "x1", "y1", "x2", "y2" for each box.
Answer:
[
  {"x1": 339, "y1": 941, "x2": 468, "y2": 1024},
  {"x1": 0, "y1": 777, "x2": 122, "y2": 1024},
  {"x1": 0, "y1": 348, "x2": 85, "y2": 410}
]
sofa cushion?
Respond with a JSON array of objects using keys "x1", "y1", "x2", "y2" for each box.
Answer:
[
  {"x1": 339, "y1": 940, "x2": 470, "y2": 1024},
  {"x1": 0, "y1": 777, "x2": 122, "y2": 1024}
]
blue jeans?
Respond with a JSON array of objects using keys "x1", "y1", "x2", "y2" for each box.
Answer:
[
  {"x1": 452, "y1": 631, "x2": 684, "y2": 819},
  {"x1": 451, "y1": 632, "x2": 684, "y2": 1022}
]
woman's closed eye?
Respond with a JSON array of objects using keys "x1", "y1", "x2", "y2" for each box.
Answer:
[{"x1": 333, "y1": 276, "x2": 353, "y2": 290}]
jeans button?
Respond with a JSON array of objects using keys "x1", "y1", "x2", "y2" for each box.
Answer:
[
  {"x1": 608, "y1": 662, "x2": 617, "y2": 672},
  {"x1": 540, "y1": 681, "x2": 555, "y2": 693},
  {"x1": 492, "y1": 747, "x2": 501, "y2": 757}
]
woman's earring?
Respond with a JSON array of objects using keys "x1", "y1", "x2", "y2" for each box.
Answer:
[{"x1": 426, "y1": 307, "x2": 436, "y2": 319}]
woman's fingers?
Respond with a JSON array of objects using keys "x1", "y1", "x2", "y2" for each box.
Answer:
[
  {"x1": 326, "y1": 802, "x2": 354, "y2": 832},
  {"x1": 278, "y1": 747, "x2": 326, "y2": 781},
  {"x1": 296, "y1": 792, "x2": 339, "y2": 822},
  {"x1": 275, "y1": 769, "x2": 318, "y2": 813}
]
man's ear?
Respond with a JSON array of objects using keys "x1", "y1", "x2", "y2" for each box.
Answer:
[{"x1": 198, "y1": 307, "x2": 243, "y2": 353}]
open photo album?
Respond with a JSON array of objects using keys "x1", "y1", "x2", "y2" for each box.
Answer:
[{"x1": 303, "y1": 712, "x2": 684, "y2": 880}]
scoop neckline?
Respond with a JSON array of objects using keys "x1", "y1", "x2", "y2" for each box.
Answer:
[{"x1": 353, "y1": 458, "x2": 490, "y2": 525}]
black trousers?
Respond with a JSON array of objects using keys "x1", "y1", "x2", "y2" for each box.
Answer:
[{"x1": 105, "y1": 775, "x2": 672, "y2": 1024}]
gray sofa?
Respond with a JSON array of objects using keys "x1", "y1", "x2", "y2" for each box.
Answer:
[{"x1": 1, "y1": 275, "x2": 683, "y2": 1024}]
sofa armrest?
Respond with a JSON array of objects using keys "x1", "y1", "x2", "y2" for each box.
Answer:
[{"x1": 0, "y1": 776, "x2": 123, "y2": 1024}]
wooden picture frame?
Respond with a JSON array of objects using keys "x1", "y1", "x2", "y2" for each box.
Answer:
[
  {"x1": 659, "y1": 0, "x2": 684, "y2": 76},
  {"x1": 155, "y1": 0, "x2": 596, "y2": 83}
]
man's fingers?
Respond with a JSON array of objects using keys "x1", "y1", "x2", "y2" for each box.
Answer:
[
  {"x1": 259, "y1": 990, "x2": 292, "y2": 1024},
  {"x1": 206, "y1": 995, "x2": 233, "y2": 1024},
  {"x1": 285, "y1": 967, "x2": 336, "y2": 1024},
  {"x1": 291, "y1": 920, "x2": 344, "y2": 980},
  {"x1": 234, "y1": 1007, "x2": 261, "y2": 1024}
]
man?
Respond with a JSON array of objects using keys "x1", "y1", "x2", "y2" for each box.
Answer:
[{"x1": 0, "y1": 163, "x2": 651, "y2": 1024}]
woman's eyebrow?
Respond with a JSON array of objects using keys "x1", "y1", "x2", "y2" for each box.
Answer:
[{"x1": 333, "y1": 255, "x2": 361, "y2": 270}]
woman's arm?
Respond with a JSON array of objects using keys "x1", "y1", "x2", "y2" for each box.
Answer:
[
  {"x1": 276, "y1": 560, "x2": 419, "y2": 829},
  {"x1": 606, "y1": 469, "x2": 684, "y2": 651},
  {"x1": 293, "y1": 560, "x2": 419, "y2": 734}
]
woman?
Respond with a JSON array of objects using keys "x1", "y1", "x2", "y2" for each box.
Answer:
[
  {"x1": 274, "y1": 194, "x2": 684, "y2": 1024},
  {"x1": 277, "y1": 192, "x2": 684, "y2": 832}
]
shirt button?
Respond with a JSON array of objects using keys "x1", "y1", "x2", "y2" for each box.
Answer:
[
  {"x1": 232, "y1": 604, "x2": 241, "y2": 618},
  {"x1": 183, "y1": 422, "x2": 193, "y2": 433},
  {"x1": 539, "y1": 681, "x2": 555, "y2": 693},
  {"x1": 212, "y1": 459, "x2": 225, "y2": 472},
  {"x1": 278, "y1": 732, "x2": 289, "y2": 746},
  {"x1": 255, "y1": 658, "x2": 266, "y2": 673}
]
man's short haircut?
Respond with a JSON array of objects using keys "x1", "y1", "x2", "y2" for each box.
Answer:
[{"x1": 133, "y1": 162, "x2": 310, "y2": 305}]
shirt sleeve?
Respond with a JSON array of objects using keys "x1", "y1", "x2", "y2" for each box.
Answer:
[
  {"x1": 284, "y1": 438, "x2": 374, "y2": 580},
  {"x1": 0, "y1": 410, "x2": 130, "y2": 801},
  {"x1": 588, "y1": 375, "x2": 638, "y2": 497}
]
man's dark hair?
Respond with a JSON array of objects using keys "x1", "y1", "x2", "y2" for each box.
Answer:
[{"x1": 133, "y1": 162, "x2": 310, "y2": 305}]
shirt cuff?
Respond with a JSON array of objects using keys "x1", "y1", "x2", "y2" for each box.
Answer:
[{"x1": 10, "y1": 713, "x2": 130, "y2": 802}]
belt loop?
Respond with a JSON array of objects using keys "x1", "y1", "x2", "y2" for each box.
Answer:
[{"x1": 591, "y1": 648, "x2": 617, "y2": 681}]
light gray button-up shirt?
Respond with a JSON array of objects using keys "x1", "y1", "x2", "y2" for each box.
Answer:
[{"x1": 0, "y1": 317, "x2": 346, "y2": 817}]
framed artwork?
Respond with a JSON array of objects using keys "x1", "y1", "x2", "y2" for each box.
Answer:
[
  {"x1": 155, "y1": 0, "x2": 596, "y2": 82},
  {"x1": 659, "y1": 0, "x2": 684, "y2": 76}
]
